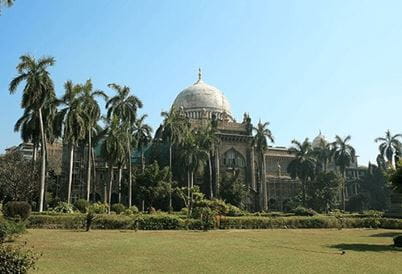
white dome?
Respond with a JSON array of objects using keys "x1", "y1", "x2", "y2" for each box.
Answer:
[
  {"x1": 172, "y1": 70, "x2": 232, "y2": 120},
  {"x1": 312, "y1": 131, "x2": 327, "y2": 148}
]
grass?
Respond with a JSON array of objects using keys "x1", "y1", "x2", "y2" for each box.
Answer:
[{"x1": 19, "y1": 229, "x2": 402, "y2": 273}]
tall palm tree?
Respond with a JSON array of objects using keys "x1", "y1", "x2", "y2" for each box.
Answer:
[
  {"x1": 55, "y1": 80, "x2": 86, "y2": 204},
  {"x1": 375, "y1": 130, "x2": 402, "y2": 168},
  {"x1": 133, "y1": 115, "x2": 153, "y2": 173},
  {"x1": 332, "y1": 135, "x2": 356, "y2": 210},
  {"x1": 179, "y1": 130, "x2": 209, "y2": 209},
  {"x1": 9, "y1": 55, "x2": 56, "y2": 212},
  {"x1": 287, "y1": 138, "x2": 316, "y2": 206},
  {"x1": 160, "y1": 107, "x2": 190, "y2": 210},
  {"x1": 196, "y1": 125, "x2": 219, "y2": 198},
  {"x1": 252, "y1": 121, "x2": 274, "y2": 211},
  {"x1": 78, "y1": 80, "x2": 107, "y2": 202},
  {"x1": 106, "y1": 83, "x2": 142, "y2": 206},
  {"x1": 101, "y1": 116, "x2": 126, "y2": 213}
]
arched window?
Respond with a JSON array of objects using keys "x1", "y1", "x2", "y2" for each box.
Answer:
[{"x1": 223, "y1": 148, "x2": 246, "y2": 168}]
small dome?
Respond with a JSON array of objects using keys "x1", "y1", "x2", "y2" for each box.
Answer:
[
  {"x1": 172, "y1": 69, "x2": 232, "y2": 120},
  {"x1": 312, "y1": 131, "x2": 327, "y2": 148}
]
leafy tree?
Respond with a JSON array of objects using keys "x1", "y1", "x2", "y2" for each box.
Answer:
[
  {"x1": 134, "y1": 162, "x2": 170, "y2": 209},
  {"x1": 9, "y1": 55, "x2": 56, "y2": 212},
  {"x1": 375, "y1": 130, "x2": 402, "y2": 168},
  {"x1": 287, "y1": 138, "x2": 316, "y2": 207},
  {"x1": 307, "y1": 171, "x2": 341, "y2": 212},
  {"x1": 358, "y1": 163, "x2": 390, "y2": 210},
  {"x1": 106, "y1": 83, "x2": 142, "y2": 206},
  {"x1": 389, "y1": 160, "x2": 402, "y2": 193},
  {"x1": 252, "y1": 121, "x2": 274, "y2": 211},
  {"x1": 0, "y1": 152, "x2": 39, "y2": 203},
  {"x1": 219, "y1": 170, "x2": 249, "y2": 209},
  {"x1": 332, "y1": 135, "x2": 356, "y2": 210},
  {"x1": 78, "y1": 80, "x2": 107, "y2": 202}
]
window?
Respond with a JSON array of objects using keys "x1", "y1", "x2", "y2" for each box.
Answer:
[{"x1": 223, "y1": 149, "x2": 245, "y2": 168}]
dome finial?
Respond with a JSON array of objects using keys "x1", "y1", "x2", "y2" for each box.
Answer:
[{"x1": 198, "y1": 67, "x2": 202, "y2": 82}]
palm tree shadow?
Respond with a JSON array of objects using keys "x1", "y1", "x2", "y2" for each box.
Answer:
[{"x1": 329, "y1": 243, "x2": 399, "y2": 252}]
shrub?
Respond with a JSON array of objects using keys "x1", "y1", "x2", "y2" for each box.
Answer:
[
  {"x1": 74, "y1": 199, "x2": 90, "y2": 213},
  {"x1": 111, "y1": 203, "x2": 126, "y2": 214},
  {"x1": 199, "y1": 207, "x2": 216, "y2": 231},
  {"x1": 180, "y1": 207, "x2": 189, "y2": 216},
  {"x1": 53, "y1": 202, "x2": 74, "y2": 214},
  {"x1": 0, "y1": 245, "x2": 38, "y2": 274},
  {"x1": 226, "y1": 204, "x2": 244, "y2": 217},
  {"x1": 3, "y1": 201, "x2": 31, "y2": 220},
  {"x1": 394, "y1": 235, "x2": 402, "y2": 247},
  {"x1": 136, "y1": 215, "x2": 184, "y2": 230},
  {"x1": 0, "y1": 219, "x2": 26, "y2": 243},
  {"x1": 291, "y1": 206, "x2": 318, "y2": 216},
  {"x1": 122, "y1": 206, "x2": 139, "y2": 216},
  {"x1": 89, "y1": 202, "x2": 108, "y2": 214},
  {"x1": 27, "y1": 214, "x2": 85, "y2": 229}
]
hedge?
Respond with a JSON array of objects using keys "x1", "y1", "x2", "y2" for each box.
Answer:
[{"x1": 26, "y1": 214, "x2": 402, "y2": 230}]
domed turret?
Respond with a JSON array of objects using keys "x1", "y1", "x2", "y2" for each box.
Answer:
[{"x1": 172, "y1": 69, "x2": 233, "y2": 121}]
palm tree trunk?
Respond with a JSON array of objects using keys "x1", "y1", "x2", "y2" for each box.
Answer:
[
  {"x1": 208, "y1": 152, "x2": 213, "y2": 199},
  {"x1": 342, "y1": 170, "x2": 346, "y2": 211},
  {"x1": 187, "y1": 171, "x2": 190, "y2": 209},
  {"x1": 86, "y1": 129, "x2": 92, "y2": 202},
  {"x1": 127, "y1": 139, "x2": 132, "y2": 207},
  {"x1": 92, "y1": 148, "x2": 96, "y2": 202},
  {"x1": 67, "y1": 144, "x2": 74, "y2": 204},
  {"x1": 38, "y1": 107, "x2": 46, "y2": 212},
  {"x1": 108, "y1": 166, "x2": 114, "y2": 214},
  {"x1": 141, "y1": 145, "x2": 145, "y2": 173},
  {"x1": 168, "y1": 144, "x2": 172, "y2": 213},
  {"x1": 118, "y1": 166, "x2": 122, "y2": 203},
  {"x1": 302, "y1": 178, "x2": 306, "y2": 207},
  {"x1": 262, "y1": 153, "x2": 268, "y2": 211}
]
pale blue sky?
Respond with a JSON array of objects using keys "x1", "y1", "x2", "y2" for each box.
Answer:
[{"x1": 1, "y1": 0, "x2": 401, "y2": 165}]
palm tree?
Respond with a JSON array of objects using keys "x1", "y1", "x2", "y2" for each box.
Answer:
[
  {"x1": 313, "y1": 139, "x2": 333, "y2": 173},
  {"x1": 9, "y1": 55, "x2": 56, "y2": 212},
  {"x1": 196, "y1": 125, "x2": 219, "y2": 198},
  {"x1": 160, "y1": 107, "x2": 190, "y2": 170},
  {"x1": 160, "y1": 107, "x2": 190, "y2": 210},
  {"x1": 0, "y1": 0, "x2": 13, "y2": 14},
  {"x1": 287, "y1": 138, "x2": 316, "y2": 206},
  {"x1": 179, "y1": 131, "x2": 209, "y2": 209},
  {"x1": 14, "y1": 108, "x2": 40, "y2": 163},
  {"x1": 133, "y1": 115, "x2": 153, "y2": 173},
  {"x1": 106, "y1": 83, "x2": 142, "y2": 206},
  {"x1": 252, "y1": 121, "x2": 274, "y2": 211},
  {"x1": 78, "y1": 80, "x2": 107, "y2": 202},
  {"x1": 375, "y1": 130, "x2": 402, "y2": 168},
  {"x1": 101, "y1": 116, "x2": 126, "y2": 213},
  {"x1": 55, "y1": 80, "x2": 86, "y2": 204},
  {"x1": 332, "y1": 135, "x2": 356, "y2": 210}
]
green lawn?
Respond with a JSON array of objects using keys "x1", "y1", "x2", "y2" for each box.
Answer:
[{"x1": 20, "y1": 229, "x2": 402, "y2": 273}]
